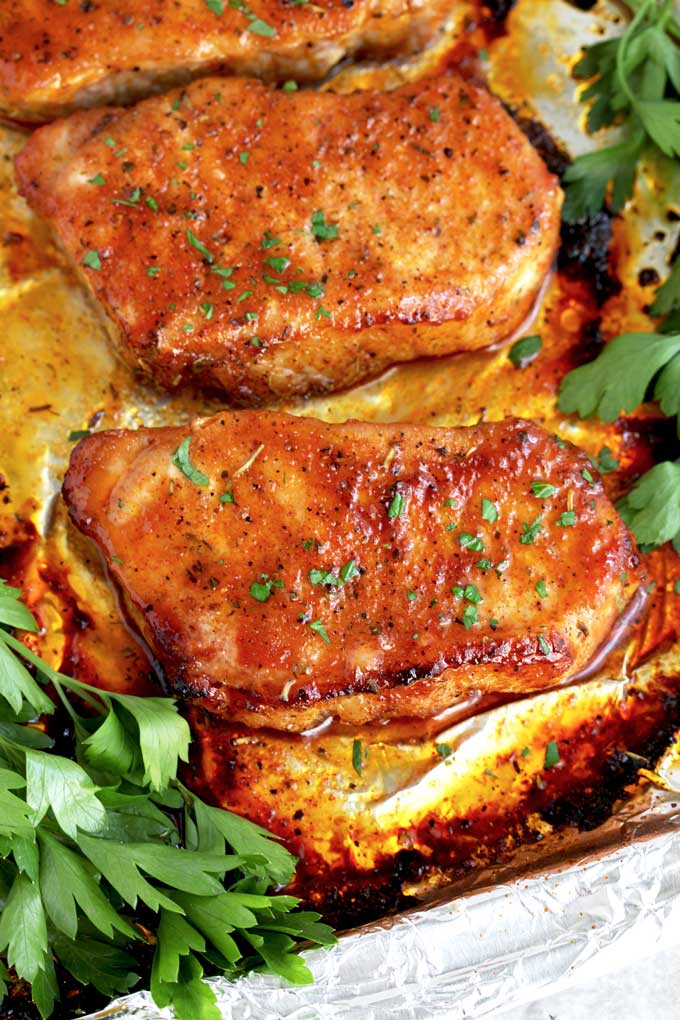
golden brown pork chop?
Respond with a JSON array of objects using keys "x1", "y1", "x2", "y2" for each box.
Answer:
[
  {"x1": 0, "y1": 0, "x2": 455, "y2": 122},
  {"x1": 16, "y1": 75, "x2": 562, "y2": 403},
  {"x1": 62, "y1": 413, "x2": 642, "y2": 732}
]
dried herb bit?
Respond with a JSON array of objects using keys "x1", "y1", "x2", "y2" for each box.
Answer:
[
  {"x1": 481, "y1": 498, "x2": 499, "y2": 523},
  {"x1": 0, "y1": 582, "x2": 335, "y2": 1020},
  {"x1": 171, "y1": 436, "x2": 209, "y2": 487},
  {"x1": 68, "y1": 429, "x2": 91, "y2": 441},
  {"x1": 352, "y1": 738, "x2": 365, "y2": 776},
  {"x1": 250, "y1": 575, "x2": 284, "y2": 602},
  {"x1": 508, "y1": 334, "x2": 541, "y2": 368},
  {"x1": 520, "y1": 516, "x2": 543, "y2": 545},
  {"x1": 544, "y1": 740, "x2": 560, "y2": 769},
  {"x1": 435, "y1": 742, "x2": 452, "y2": 759},
  {"x1": 310, "y1": 209, "x2": 339, "y2": 241}
]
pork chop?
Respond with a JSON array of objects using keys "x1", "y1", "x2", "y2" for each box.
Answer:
[
  {"x1": 0, "y1": 0, "x2": 455, "y2": 122},
  {"x1": 16, "y1": 74, "x2": 562, "y2": 403},
  {"x1": 62, "y1": 412, "x2": 642, "y2": 732}
]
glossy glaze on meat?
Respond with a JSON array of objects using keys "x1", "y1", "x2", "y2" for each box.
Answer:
[
  {"x1": 16, "y1": 75, "x2": 562, "y2": 403},
  {"x1": 62, "y1": 413, "x2": 642, "y2": 731},
  {"x1": 0, "y1": 0, "x2": 456, "y2": 122}
]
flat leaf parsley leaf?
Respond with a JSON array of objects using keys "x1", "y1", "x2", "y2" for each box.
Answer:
[{"x1": 0, "y1": 584, "x2": 336, "y2": 1019}]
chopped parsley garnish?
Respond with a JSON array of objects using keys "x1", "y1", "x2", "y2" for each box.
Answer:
[
  {"x1": 88, "y1": 173, "x2": 105, "y2": 185},
  {"x1": 371, "y1": 223, "x2": 382, "y2": 235},
  {"x1": 461, "y1": 604, "x2": 478, "y2": 629},
  {"x1": 308, "y1": 619, "x2": 330, "y2": 643},
  {"x1": 340, "y1": 560, "x2": 359, "y2": 582},
  {"x1": 82, "y1": 249, "x2": 101, "y2": 271},
  {"x1": 186, "y1": 229, "x2": 214, "y2": 263},
  {"x1": 248, "y1": 17, "x2": 276, "y2": 36},
  {"x1": 544, "y1": 740, "x2": 560, "y2": 769},
  {"x1": 310, "y1": 209, "x2": 339, "y2": 241},
  {"x1": 352, "y1": 738, "x2": 364, "y2": 776},
  {"x1": 463, "y1": 584, "x2": 483, "y2": 605},
  {"x1": 309, "y1": 569, "x2": 339, "y2": 587},
  {"x1": 458, "y1": 532, "x2": 484, "y2": 552},
  {"x1": 406, "y1": 589, "x2": 418, "y2": 602},
  {"x1": 531, "y1": 481, "x2": 557, "y2": 499},
  {"x1": 481, "y1": 498, "x2": 498, "y2": 523},
  {"x1": 581, "y1": 467, "x2": 596, "y2": 485},
  {"x1": 264, "y1": 256, "x2": 290, "y2": 273},
  {"x1": 508, "y1": 334, "x2": 542, "y2": 368},
  {"x1": 282, "y1": 80, "x2": 298, "y2": 93},
  {"x1": 219, "y1": 491, "x2": 235, "y2": 503},
  {"x1": 239, "y1": 151, "x2": 250, "y2": 165},
  {"x1": 556, "y1": 511, "x2": 577, "y2": 527},
  {"x1": 261, "y1": 231, "x2": 281, "y2": 249},
  {"x1": 535, "y1": 579, "x2": 548, "y2": 598},
  {"x1": 250, "y1": 575, "x2": 284, "y2": 602},
  {"x1": 477, "y1": 558, "x2": 493, "y2": 572},
  {"x1": 674, "y1": 579, "x2": 680, "y2": 595},
  {"x1": 429, "y1": 106, "x2": 441, "y2": 122},
  {"x1": 68, "y1": 429, "x2": 91, "y2": 441},
  {"x1": 537, "y1": 634, "x2": 552, "y2": 655},
  {"x1": 435, "y1": 742, "x2": 452, "y2": 759},
  {"x1": 200, "y1": 302, "x2": 213, "y2": 319},
  {"x1": 387, "y1": 492, "x2": 406, "y2": 519},
  {"x1": 594, "y1": 446, "x2": 620, "y2": 475},
  {"x1": 520, "y1": 516, "x2": 543, "y2": 545},
  {"x1": 315, "y1": 306, "x2": 331, "y2": 320},
  {"x1": 171, "y1": 436, "x2": 209, "y2": 487}
]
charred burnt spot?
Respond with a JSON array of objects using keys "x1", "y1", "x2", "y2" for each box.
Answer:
[
  {"x1": 558, "y1": 209, "x2": 621, "y2": 305},
  {"x1": 502, "y1": 108, "x2": 620, "y2": 304},
  {"x1": 308, "y1": 865, "x2": 420, "y2": 932}
]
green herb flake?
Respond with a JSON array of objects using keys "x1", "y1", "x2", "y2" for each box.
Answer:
[
  {"x1": 535, "y1": 580, "x2": 548, "y2": 599},
  {"x1": 68, "y1": 429, "x2": 91, "y2": 441},
  {"x1": 481, "y1": 498, "x2": 498, "y2": 523},
  {"x1": 461, "y1": 605, "x2": 478, "y2": 630},
  {"x1": 146, "y1": 266, "x2": 160, "y2": 277},
  {"x1": 544, "y1": 740, "x2": 560, "y2": 769},
  {"x1": 352, "y1": 738, "x2": 363, "y2": 776},
  {"x1": 264, "y1": 256, "x2": 290, "y2": 273},
  {"x1": 458, "y1": 532, "x2": 484, "y2": 552},
  {"x1": 406, "y1": 589, "x2": 417, "y2": 602},
  {"x1": 310, "y1": 209, "x2": 338, "y2": 241},
  {"x1": 82, "y1": 249, "x2": 102, "y2": 271},
  {"x1": 520, "y1": 516, "x2": 543, "y2": 545},
  {"x1": 282, "y1": 80, "x2": 298, "y2": 93},
  {"x1": 435, "y1": 742, "x2": 452, "y2": 759},
  {"x1": 340, "y1": 560, "x2": 359, "y2": 583},
  {"x1": 387, "y1": 492, "x2": 405, "y2": 519},
  {"x1": 219, "y1": 491, "x2": 235, "y2": 504},
  {"x1": 429, "y1": 106, "x2": 441, "y2": 122},
  {"x1": 537, "y1": 634, "x2": 553, "y2": 655},
  {"x1": 581, "y1": 467, "x2": 596, "y2": 485},
  {"x1": 88, "y1": 173, "x2": 105, "y2": 186},
  {"x1": 186, "y1": 229, "x2": 214, "y2": 263},
  {"x1": 171, "y1": 436, "x2": 209, "y2": 487},
  {"x1": 477, "y1": 558, "x2": 493, "y2": 572},
  {"x1": 509, "y1": 334, "x2": 542, "y2": 369},
  {"x1": 556, "y1": 511, "x2": 577, "y2": 527},
  {"x1": 531, "y1": 481, "x2": 557, "y2": 499},
  {"x1": 309, "y1": 619, "x2": 330, "y2": 643}
]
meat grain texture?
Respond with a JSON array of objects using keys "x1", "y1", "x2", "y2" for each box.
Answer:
[
  {"x1": 16, "y1": 75, "x2": 562, "y2": 403},
  {"x1": 63, "y1": 413, "x2": 642, "y2": 732},
  {"x1": 0, "y1": 0, "x2": 455, "y2": 121}
]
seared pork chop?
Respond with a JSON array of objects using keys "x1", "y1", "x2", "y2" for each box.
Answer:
[
  {"x1": 16, "y1": 75, "x2": 562, "y2": 403},
  {"x1": 62, "y1": 413, "x2": 642, "y2": 732},
  {"x1": 0, "y1": 0, "x2": 455, "y2": 122}
]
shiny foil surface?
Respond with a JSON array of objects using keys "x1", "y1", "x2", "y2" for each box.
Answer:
[{"x1": 1, "y1": 0, "x2": 680, "y2": 1016}]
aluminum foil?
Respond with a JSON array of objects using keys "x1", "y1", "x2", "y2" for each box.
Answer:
[{"x1": 2, "y1": 1, "x2": 680, "y2": 1017}]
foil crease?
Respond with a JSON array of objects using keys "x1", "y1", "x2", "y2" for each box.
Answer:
[{"x1": 90, "y1": 787, "x2": 680, "y2": 1019}]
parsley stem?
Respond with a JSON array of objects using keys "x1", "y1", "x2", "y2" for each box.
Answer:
[{"x1": 2, "y1": 631, "x2": 108, "y2": 714}]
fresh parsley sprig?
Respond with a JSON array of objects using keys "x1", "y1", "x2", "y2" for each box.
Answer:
[
  {"x1": 0, "y1": 581, "x2": 335, "y2": 1019},
  {"x1": 559, "y1": 332, "x2": 680, "y2": 549},
  {"x1": 563, "y1": 0, "x2": 680, "y2": 222}
]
